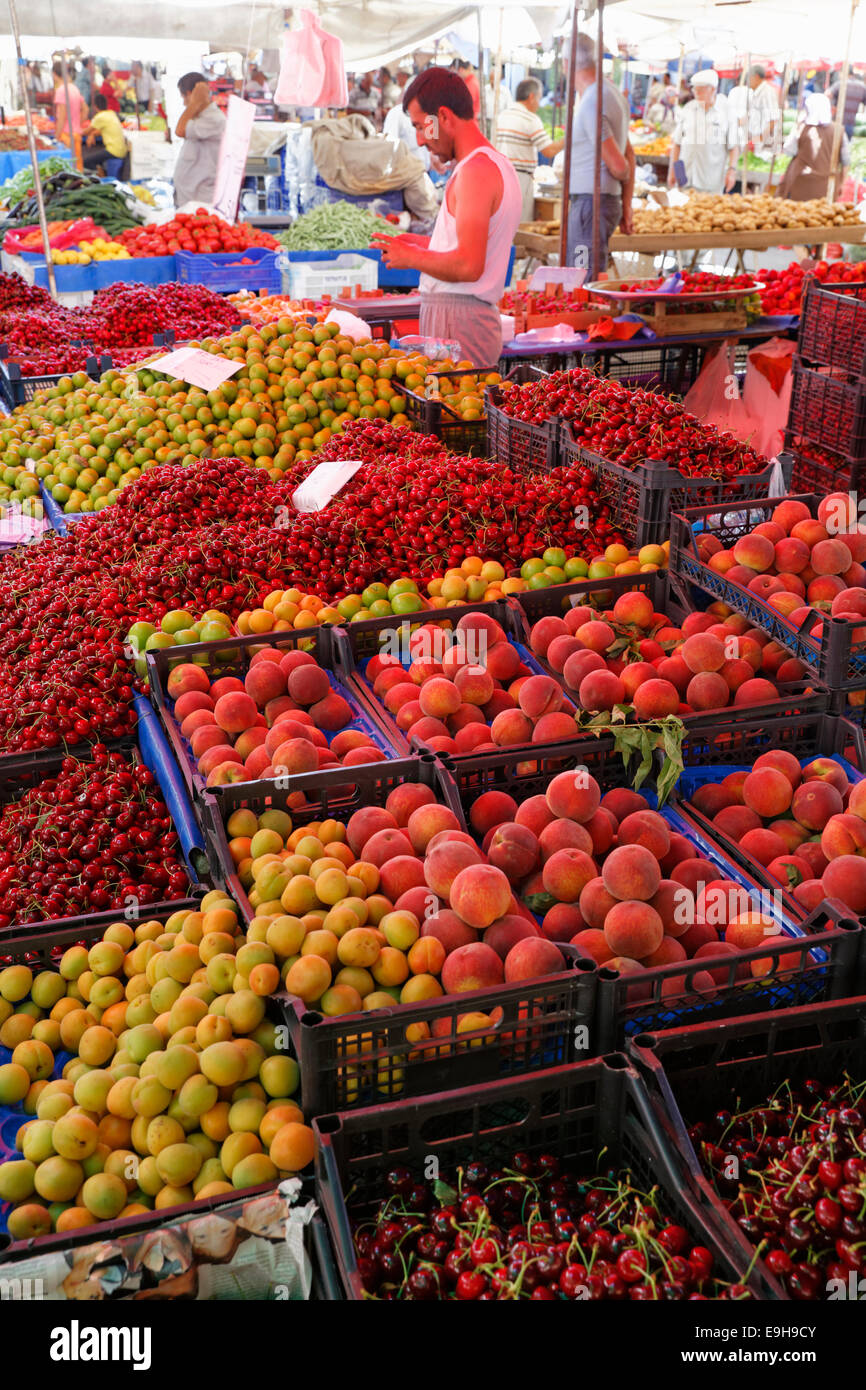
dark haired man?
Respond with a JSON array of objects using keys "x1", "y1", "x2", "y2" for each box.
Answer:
[
  {"x1": 372, "y1": 66, "x2": 521, "y2": 366},
  {"x1": 173, "y1": 72, "x2": 226, "y2": 207}
]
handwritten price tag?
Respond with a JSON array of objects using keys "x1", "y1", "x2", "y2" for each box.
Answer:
[
  {"x1": 292, "y1": 459, "x2": 365, "y2": 513},
  {"x1": 147, "y1": 348, "x2": 242, "y2": 392}
]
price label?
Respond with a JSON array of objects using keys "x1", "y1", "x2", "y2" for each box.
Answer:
[
  {"x1": 147, "y1": 348, "x2": 242, "y2": 392},
  {"x1": 291, "y1": 458, "x2": 365, "y2": 513}
]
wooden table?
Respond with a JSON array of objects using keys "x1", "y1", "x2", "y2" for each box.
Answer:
[{"x1": 610, "y1": 224, "x2": 866, "y2": 272}]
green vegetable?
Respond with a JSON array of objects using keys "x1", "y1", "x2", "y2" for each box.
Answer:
[
  {"x1": 0, "y1": 156, "x2": 72, "y2": 209},
  {"x1": 280, "y1": 200, "x2": 401, "y2": 252}
]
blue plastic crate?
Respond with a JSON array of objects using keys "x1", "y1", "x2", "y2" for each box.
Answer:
[
  {"x1": 175, "y1": 246, "x2": 280, "y2": 294},
  {"x1": 90, "y1": 255, "x2": 177, "y2": 289},
  {"x1": 19, "y1": 252, "x2": 95, "y2": 293}
]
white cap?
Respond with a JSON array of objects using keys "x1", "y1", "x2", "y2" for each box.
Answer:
[{"x1": 690, "y1": 68, "x2": 719, "y2": 90}]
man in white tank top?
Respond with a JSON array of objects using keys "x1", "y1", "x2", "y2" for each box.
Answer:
[{"x1": 371, "y1": 67, "x2": 522, "y2": 368}]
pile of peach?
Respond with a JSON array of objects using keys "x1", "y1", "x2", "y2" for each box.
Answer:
[
  {"x1": 693, "y1": 493, "x2": 866, "y2": 640},
  {"x1": 686, "y1": 749, "x2": 866, "y2": 917},
  {"x1": 166, "y1": 654, "x2": 389, "y2": 790},
  {"x1": 528, "y1": 587, "x2": 805, "y2": 722},
  {"x1": 365, "y1": 611, "x2": 578, "y2": 755},
  {"x1": 460, "y1": 774, "x2": 795, "y2": 998}
]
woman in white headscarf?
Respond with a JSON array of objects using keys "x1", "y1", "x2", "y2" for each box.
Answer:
[{"x1": 777, "y1": 93, "x2": 850, "y2": 200}]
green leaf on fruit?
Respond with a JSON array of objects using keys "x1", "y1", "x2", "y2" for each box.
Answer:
[
  {"x1": 524, "y1": 891, "x2": 557, "y2": 914},
  {"x1": 433, "y1": 1179, "x2": 458, "y2": 1204},
  {"x1": 657, "y1": 717, "x2": 686, "y2": 806}
]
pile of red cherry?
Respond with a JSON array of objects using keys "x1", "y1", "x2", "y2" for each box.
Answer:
[{"x1": 352, "y1": 1150, "x2": 753, "y2": 1299}]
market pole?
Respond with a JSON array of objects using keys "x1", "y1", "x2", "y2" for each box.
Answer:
[
  {"x1": 739, "y1": 56, "x2": 750, "y2": 195},
  {"x1": 558, "y1": 0, "x2": 579, "y2": 266},
  {"x1": 827, "y1": 0, "x2": 859, "y2": 201},
  {"x1": 592, "y1": 0, "x2": 604, "y2": 280},
  {"x1": 6, "y1": 0, "x2": 57, "y2": 297},
  {"x1": 766, "y1": 56, "x2": 791, "y2": 192},
  {"x1": 477, "y1": 7, "x2": 487, "y2": 137}
]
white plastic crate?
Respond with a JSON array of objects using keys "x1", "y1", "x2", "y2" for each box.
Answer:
[{"x1": 281, "y1": 253, "x2": 378, "y2": 300}]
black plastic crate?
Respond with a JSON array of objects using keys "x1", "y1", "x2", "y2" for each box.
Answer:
[
  {"x1": 787, "y1": 355, "x2": 866, "y2": 462},
  {"x1": 485, "y1": 364, "x2": 557, "y2": 471},
  {"x1": 314, "y1": 1057, "x2": 767, "y2": 1299},
  {"x1": 669, "y1": 708, "x2": 866, "y2": 774},
  {"x1": 669, "y1": 493, "x2": 866, "y2": 691},
  {"x1": 798, "y1": 275, "x2": 866, "y2": 379},
  {"x1": 0, "y1": 343, "x2": 111, "y2": 409},
  {"x1": 278, "y1": 944, "x2": 595, "y2": 1119},
  {"x1": 595, "y1": 898, "x2": 863, "y2": 1052},
  {"x1": 506, "y1": 568, "x2": 668, "y2": 626},
  {"x1": 577, "y1": 341, "x2": 708, "y2": 393},
  {"x1": 628, "y1": 996, "x2": 866, "y2": 1301},
  {"x1": 784, "y1": 441, "x2": 866, "y2": 494},
  {"x1": 559, "y1": 430, "x2": 792, "y2": 549},
  {"x1": 145, "y1": 625, "x2": 401, "y2": 812},
  {"x1": 401, "y1": 365, "x2": 494, "y2": 456},
  {"x1": 200, "y1": 752, "x2": 458, "y2": 917}
]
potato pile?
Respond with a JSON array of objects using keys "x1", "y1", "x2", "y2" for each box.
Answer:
[{"x1": 632, "y1": 194, "x2": 862, "y2": 236}]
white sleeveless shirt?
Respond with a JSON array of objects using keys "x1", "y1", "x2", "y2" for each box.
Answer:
[{"x1": 419, "y1": 144, "x2": 522, "y2": 304}]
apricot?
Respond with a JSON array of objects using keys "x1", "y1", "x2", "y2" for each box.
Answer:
[{"x1": 269, "y1": 1121, "x2": 316, "y2": 1172}]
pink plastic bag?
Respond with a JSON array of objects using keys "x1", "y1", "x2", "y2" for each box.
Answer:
[
  {"x1": 683, "y1": 342, "x2": 756, "y2": 442},
  {"x1": 275, "y1": 10, "x2": 348, "y2": 109},
  {"x1": 742, "y1": 338, "x2": 795, "y2": 460}
]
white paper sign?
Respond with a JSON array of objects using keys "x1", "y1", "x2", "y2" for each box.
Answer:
[
  {"x1": 213, "y1": 95, "x2": 257, "y2": 225},
  {"x1": 147, "y1": 347, "x2": 242, "y2": 392},
  {"x1": 291, "y1": 458, "x2": 365, "y2": 513}
]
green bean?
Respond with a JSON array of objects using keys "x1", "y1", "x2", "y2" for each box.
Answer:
[{"x1": 280, "y1": 201, "x2": 401, "y2": 252}]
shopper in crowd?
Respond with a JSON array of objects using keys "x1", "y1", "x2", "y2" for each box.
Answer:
[
  {"x1": 670, "y1": 69, "x2": 736, "y2": 193},
  {"x1": 379, "y1": 67, "x2": 402, "y2": 110},
  {"x1": 778, "y1": 92, "x2": 850, "y2": 200},
  {"x1": 495, "y1": 76, "x2": 564, "y2": 222},
  {"x1": 81, "y1": 92, "x2": 128, "y2": 171},
  {"x1": 99, "y1": 64, "x2": 121, "y2": 113},
  {"x1": 52, "y1": 62, "x2": 88, "y2": 147},
  {"x1": 347, "y1": 73, "x2": 380, "y2": 118},
  {"x1": 748, "y1": 64, "x2": 780, "y2": 154},
  {"x1": 244, "y1": 64, "x2": 270, "y2": 99},
  {"x1": 828, "y1": 68, "x2": 866, "y2": 139},
  {"x1": 371, "y1": 66, "x2": 522, "y2": 366},
  {"x1": 487, "y1": 68, "x2": 512, "y2": 118},
  {"x1": 567, "y1": 34, "x2": 634, "y2": 275},
  {"x1": 456, "y1": 60, "x2": 481, "y2": 118},
  {"x1": 173, "y1": 72, "x2": 226, "y2": 207},
  {"x1": 383, "y1": 78, "x2": 430, "y2": 169},
  {"x1": 645, "y1": 71, "x2": 676, "y2": 127},
  {"x1": 75, "y1": 56, "x2": 96, "y2": 114},
  {"x1": 131, "y1": 60, "x2": 154, "y2": 114}
]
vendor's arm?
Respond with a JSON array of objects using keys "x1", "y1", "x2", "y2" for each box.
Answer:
[
  {"x1": 667, "y1": 142, "x2": 680, "y2": 186},
  {"x1": 725, "y1": 144, "x2": 739, "y2": 192},
  {"x1": 175, "y1": 82, "x2": 211, "y2": 138},
  {"x1": 373, "y1": 158, "x2": 500, "y2": 280},
  {"x1": 601, "y1": 135, "x2": 627, "y2": 181}
]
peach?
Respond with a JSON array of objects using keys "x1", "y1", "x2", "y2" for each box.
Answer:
[
  {"x1": 244, "y1": 662, "x2": 287, "y2": 707},
  {"x1": 733, "y1": 677, "x2": 782, "y2": 706},
  {"x1": 210, "y1": 675, "x2": 245, "y2": 699},
  {"x1": 691, "y1": 783, "x2": 735, "y2": 818},
  {"x1": 710, "y1": 804, "x2": 760, "y2": 841},
  {"x1": 677, "y1": 920, "x2": 719, "y2": 956},
  {"x1": 546, "y1": 635, "x2": 585, "y2": 673},
  {"x1": 562, "y1": 649, "x2": 606, "y2": 691},
  {"x1": 822, "y1": 856, "x2": 866, "y2": 912},
  {"x1": 750, "y1": 939, "x2": 805, "y2": 979},
  {"x1": 449, "y1": 864, "x2": 512, "y2": 929},
  {"x1": 383, "y1": 681, "x2": 422, "y2": 715},
  {"x1": 720, "y1": 770, "x2": 748, "y2": 804},
  {"x1": 791, "y1": 780, "x2": 843, "y2": 831},
  {"x1": 421, "y1": 910, "x2": 478, "y2": 954},
  {"x1": 733, "y1": 533, "x2": 775, "y2": 572},
  {"x1": 602, "y1": 844, "x2": 660, "y2": 902},
  {"x1": 541, "y1": 848, "x2": 597, "y2": 903},
  {"x1": 618, "y1": 662, "x2": 657, "y2": 700},
  {"x1": 377, "y1": 856, "x2": 426, "y2": 902},
  {"x1": 792, "y1": 879, "x2": 826, "y2": 913},
  {"x1": 515, "y1": 795, "x2": 555, "y2": 837},
  {"x1": 743, "y1": 768, "x2": 793, "y2": 818},
  {"x1": 797, "y1": 841, "x2": 829, "y2": 879},
  {"x1": 416, "y1": 677, "x2": 460, "y2": 720},
  {"x1": 818, "y1": 492, "x2": 858, "y2": 531},
  {"x1": 727, "y1": 565, "x2": 759, "y2": 588},
  {"x1": 717, "y1": 658, "x2": 754, "y2": 695},
  {"x1": 738, "y1": 828, "x2": 786, "y2": 867},
  {"x1": 532, "y1": 711, "x2": 578, "y2": 743},
  {"x1": 174, "y1": 690, "x2": 214, "y2": 722},
  {"x1": 309, "y1": 693, "x2": 352, "y2": 730},
  {"x1": 603, "y1": 900, "x2": 664, "y2": 960},
  {"x1": 693, "y1": 940, "x2": 746, "y2": 985},
  {"x1": 485, "y1": 643, "x2": 522, "y2": 682},
  {"x1": 404, "y1": 805, "x2": 459, "y2": 854},
  {"x1": 579, "y1": 877, "x2": 619, "y2": 930},
  {"x1": 670, "y1": 859, "x2": 724, "y2": 896},
  {"x1": 529, "y1": 615, "x2": 569, "y2": 658},
  {"x1": 802, "y1": 757, "x2": 850, "y2": 795},
  {"x1": 654, "y1": 656, "x2": 690, "y2": 696},
  {"x1": 681, "y1": 612, "x2": 716, "y2": 637},
  {"x1": 453, "y1": 665, "x2": 495, "y2": 708},
  {"x1": 774, "y1": 536, "x2": 810, "y2": 573},
  {"x1": 286, "y1": 664, "x2": 329, "y2": 706},
  {"x1": 773, "y1": 500, "x2": 813, "y2": 532},
  {"x1": 680, "y1": 632, "x2": 726, "y2": 674},
  {"x1": 575, "y1": 620, "x2": 614, "y2": 653},
  {"x1": 504, "y1": 937, "x2": 564, "y2": 982},
  {"x1": 546, "y1": 770, "x2": 601, "y2": 823},
  {"x1": 752, "y1": 750, "x2": 802, "y2": 787},
  {"x1": 571, "y1": 927, "x2": 614, "y2": 965},
  {"x1": 807, "y1": 574, "x2": 847, "y2": 606},
  {"x1": 644, "y1": 936, "x2": 688, "y2": 968},
  {"x1": 167, "y1": 663, "x2": 211, "y2": 700},
  {"x1": 347, "y1": 807, "x2": 398, "y2": 856},
  {"x1": 765, "y1": 854, "x2": 810, "y2": 888},
  {"x1": 578, "y1": 669, "x2": 626, "y2": 712},
  {"x1": 190, "y1": 724, "x2": 229, "y2": 759},
  {"x1": 821, "y1": 812, "x2": 866, "y2": 859},
  {"x1": 374, "y1": 666, "x2": 411, "y2": 698},
  {"x1": 385, "y1": 783, "x2": 436, "y2": 827},
  {"x1": 792, "y1": 518, "x2": 829, "y2": 547},
  {"x1": 540, "y1": 903, "x2": 585, "y2": 942},
  {"x1": 441, "y1": 943, "x2": 504, "y2": 994},
  {"x1": 617, "y1": 810, "x2": 670, "y2": 859},
  {"x1": 685, "y1": 672, "x2": 729, "y2": 711},
  {"x1": 767, "y1": 819, "x2": 810, "y2": 852},
  {"x1": 725, "y1": 911, "x2": 777, "y2": 949},
  {"x1": 631, "y1": 678, "x2": 680, "y2": 720},
  {"x1": 583, "y1": 808, "x2": 617, "y2": 856},
  {"x1": 490, "y1": 709, "x2": 533, "y2": 746},
  {"x1": 812, "y1": 538, "x2": 853, "y2": 576},
  {"x1": 753, "y1": 520, "x2": 786, "y2": 543},
  {"x1": 470, "y1": 790, "x2": 518, "y2": 836},
  {"x1": 831, "y1": 586, "x2": 866, "y2": 618},
  {"x1": 488, "y1": 823, "x2": 539, "y2": 883},
  {"x1": 214, "y1": 691, "x2": 258, "y2": 734},
  {"x1": 484, "y1": 914, "x2": 538, "y2": 958},
  {"x1": 708, "y1": 550, "x2": 737, "y2": 575},
  {"x1": 848, "y1": 779, "x2": 866, "y2": 820},
  {"x1": 601, "y1": 788, "x2": 649, "y2": 822},
  {"x1": 518, "y1": 674, "x2": 564, "y2": 721},
  {"x1": 538, "y1": 819, "x2": 593, "y2": 860},
  {"x1": 456, "y1": 610, "x2": 506, "y2": 649},
  {"x1": 362, "y1": 827, "x2": 414, "y2": 866},
  {"x1": 198, "y1": 744, "x2": 243, "y2": 777},
  {"x1": 749, "y1": 574, "x2": 787, "y2": 600},
  {"x1": 650, "y1": 879, "x2": 693, "y2": 937},
  {"x1": 455, "y1": 723, "x2": 494, "y2": 753}
]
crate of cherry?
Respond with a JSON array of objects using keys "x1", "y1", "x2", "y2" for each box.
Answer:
[
  {"x1": 798, "y1": 275, "x2": 866, "y2": 380},
  {"x1": 145, "y1": 626, "x2": 402, "y2": 811},
  {"x1": 0, "y1": 703, "x2": 207, "y2": 934},
  {"x1": 484, "y1": 364, "x2": 557, "y2": 472},
  {"x1": 198, "y1": 754, "x2": 596, "y2": 1117},
  {"x1": 314, "y1": 1057, "x2": 766, "y2": 1300},
  {"x1": 628, "y1": 996, "x2": 866, "y2": 1301},
  {"x1": 669, "y1": 492, "x2": 866, "y2": 692},
  {"x1": 0, "y1": 345, "x2": 111, "y2": 410},
  {"x1": 435, "y1": 742, "x2": 852, "y2": 1045},
  {"x1": 786, "y1": 355, "x2": 866, "y2": 463},
  {"x1": 784, "y1": 440, "x2": 866, "y2": 497}
]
